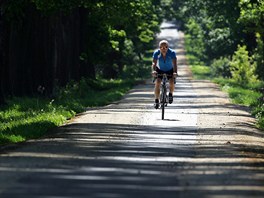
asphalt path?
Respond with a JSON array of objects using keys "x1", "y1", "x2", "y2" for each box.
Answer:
[{"x1": 0, "y1": 21, "x2": 264, "y2": 198}]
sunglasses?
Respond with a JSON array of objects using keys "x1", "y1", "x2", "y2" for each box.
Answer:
[{"x1": 160, "y1": 46, "x2": 168, "y2": 49}]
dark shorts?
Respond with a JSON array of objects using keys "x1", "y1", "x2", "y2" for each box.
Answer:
[{"x1": 156, "y1": 68, "x2": 173, "y2": 80}]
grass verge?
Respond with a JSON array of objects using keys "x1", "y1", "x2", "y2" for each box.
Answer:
[{"x1": 0, "y1": 78, "x2": 138, "y2": 145}]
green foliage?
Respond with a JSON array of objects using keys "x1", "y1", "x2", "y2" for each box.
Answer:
[
  {"x1": 190, "y1": 65, "x2": 211, "y2": 80},
  {"x1": 238, "y1": 0, "x2": 264, "y2": 81},
  {"x1": 229, "y1": 45, "x2": 258, "y2": 86},
  {"x1": 207, "y1": 28, "x2": 233, "y2": 58},
  {"x1": 254, "y1": 33, "x2": 264, "y2": 80},
  {"x1": 2, "y1": 0, "x2": 162, "y2": 89},
  {"x1": 138, "y1": 24, "x2": 155, "y2": 43},
  {"x1": 109, "y1": 29, "x2": 126, "y2": 51},
  {"x1": 174, "y1": 0, "x2": 264, "y2": 129},
  {"x1": 223, "y1": 85, "x2": 261, "y2": 106},
  {"x1": 239, "y1": 0, "x2": 264, "y2": 35},
  {"x1": 254, "y1": 101, "x2": 264, "y2": 129},
  {"x1": 185, "y1": 19, "x2": 206, "y2": 61},
  {"x1": 90, "y1": 0, "x2": 161, "y2": 78},
  {"x1": 0, "y1": 97, "x2": 72, "y2": 144},
  {"x1": 159, "y1": 0, "x2": 177, "y2": 20},
  {"x1": 210, "y1": 57, "x2": 232, "y2": 78}
]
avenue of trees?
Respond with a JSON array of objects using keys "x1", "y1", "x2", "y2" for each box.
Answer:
[
  {"x1": 1, "y1": 0, "x2": 263, "y2": 104},
  {"x1": 0, "y1": 0, "x2": 164, "y2": 103}
]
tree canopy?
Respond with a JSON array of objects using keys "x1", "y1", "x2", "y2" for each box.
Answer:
[
  {"x1": 169, "y1": 0, "x2": 263, "y2": 80},
  {"x1": 0, "y1": 0, "x2": 164, "y2": 101},
  {"x1": 1, "y1": 0, "x2": 263, "y2": 103}
]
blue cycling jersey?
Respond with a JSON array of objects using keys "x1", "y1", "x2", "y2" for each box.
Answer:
[{"x1": 153, "y1": 48, "x2": 176, "y2": 72}]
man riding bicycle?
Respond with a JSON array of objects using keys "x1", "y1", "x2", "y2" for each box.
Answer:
[{"x1": 152, "y1": 40, "x2": 178, "y2": 109}]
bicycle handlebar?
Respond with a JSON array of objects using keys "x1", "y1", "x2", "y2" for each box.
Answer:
[{"x1": 152, "y1": 73, "x2": 177, "y2": 84}]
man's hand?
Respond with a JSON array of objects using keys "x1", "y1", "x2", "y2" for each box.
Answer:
[
  {"x1": 152, "y1": 71, "x2": 157, "y2": 77},
  {"x1": 173, "y1": 72, "x2": 178, "y2": 78}
]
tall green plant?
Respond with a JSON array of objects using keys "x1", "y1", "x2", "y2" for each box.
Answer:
[{"x1": 230, "y1": 45, "x2": 258, "y2": 85}]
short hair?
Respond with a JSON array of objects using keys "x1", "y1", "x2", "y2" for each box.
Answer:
[{"x1": 159, "y1": 40, "x2": 169, "y2": 47}]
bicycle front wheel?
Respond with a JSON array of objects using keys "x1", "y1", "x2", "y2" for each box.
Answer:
[{"x1": 161, "y1": 87, "x2": 166, "y2": 120}]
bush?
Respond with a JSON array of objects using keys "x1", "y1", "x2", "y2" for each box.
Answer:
[
  {"x1": 210, "y1": 57, "x2": 232, "y2": 78},
  {"x1": 230, "y1": 45, "x2": 258, "y2": 86}
]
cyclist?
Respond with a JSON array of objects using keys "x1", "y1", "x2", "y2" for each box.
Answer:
[{"x1": 152, "y1": 40, "x2": 178, "y2": 109}]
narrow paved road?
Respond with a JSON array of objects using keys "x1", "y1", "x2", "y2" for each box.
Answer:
[{"x1": 1, "y1": 22, "x2": 264, "y2": 198}]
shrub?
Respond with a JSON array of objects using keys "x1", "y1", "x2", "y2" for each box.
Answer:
[
  {"x1": 210, "y1": 57, "x2": 232, "y2": 78},
  {"x1": 230, "y1": 45, "x2": 258, "y2": 86}
]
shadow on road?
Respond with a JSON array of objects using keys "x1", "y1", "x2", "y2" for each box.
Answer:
[{"x1": 1, "y1": 121, "x2": 264, "y2": 197}]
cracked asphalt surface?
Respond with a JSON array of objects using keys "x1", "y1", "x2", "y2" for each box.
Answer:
[{"x1": 0, "y1": 22, "x2": 264, "y2": 198}]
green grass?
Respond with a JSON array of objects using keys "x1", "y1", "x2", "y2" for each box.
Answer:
[
  {"x1": 189, "y1": 65, "x2": 211, "y2": 80},
  {"x1": 0, "y1": 99, "x2": 70, "y2": 144},
  {"x1": 213, "y1": 78, "x2": 262, "y2": 106},
  {"x1": 0, "y1": 78, "x2": 138, "y2": 145}
]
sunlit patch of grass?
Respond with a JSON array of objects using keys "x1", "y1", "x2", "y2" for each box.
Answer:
[
  {"x1": 190, "y1": 65, "x2": 211, "y2": 80},
  {"x1": 0, "y1": 100, "x2": 71, "y2": 144},
  {"x1": 214, "y1": 78, "x2": 262, "y2": 106},
  {"x1": 0, "y1": 78, "x2": 137, "y2": 145},
  {"x1": 0, "y1": 133, "x2": 24, "y2": 144},
  {"x1": 222, "y1": 85, "x2": 261, "y2": 106}
]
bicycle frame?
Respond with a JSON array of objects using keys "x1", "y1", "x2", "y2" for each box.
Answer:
[
  {"x1": 160, "y1": 74, "x2": 168, "y2": 120},
  {"x1": 153, "y1": 73, "x2": 175, "y2": 120}
]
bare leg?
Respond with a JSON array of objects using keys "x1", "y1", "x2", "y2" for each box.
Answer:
[
  {"x1": 155, "y1": 79, "x2": 161, "y2": 100},
  {"x1": 169, "y1": 78, "x2": 175, "y2": 94}
]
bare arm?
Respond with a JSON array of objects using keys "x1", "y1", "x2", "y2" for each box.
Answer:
[{"x1": 152, "y1": 59, "x2": 157, "y2": 71}]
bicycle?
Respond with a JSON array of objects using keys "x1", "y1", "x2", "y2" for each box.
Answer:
[{"x1": 153, "y1": 73, "x2": 176, "y2": 120}]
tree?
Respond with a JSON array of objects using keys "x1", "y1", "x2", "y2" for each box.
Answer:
[
  {"x1": 238, "y1": 0, "x2": 264, "y2": 80},
  {"x1": 0, "y1": 0, "x2": 163, "y2": 101}
]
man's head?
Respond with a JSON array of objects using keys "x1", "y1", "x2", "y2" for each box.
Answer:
[
  {"x1": 159, "y1": 40, "x2": 169, "y2": 53},
  {"x1": 159, "y1": 40, "x2": 169, "y2": 48}
]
